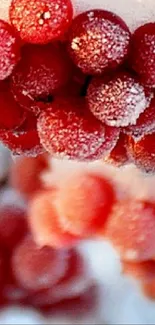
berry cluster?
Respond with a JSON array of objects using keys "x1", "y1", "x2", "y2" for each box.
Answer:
[{"x1": 0, "y1": 0, "x2": 153, "y2": 172}]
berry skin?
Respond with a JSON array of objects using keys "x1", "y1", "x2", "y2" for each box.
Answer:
[
  {"x1": 9, "y1": 0, "x2": 73, "y2": 44},
  {"x1": 0, "y1": 81, "x2": 25, "y2": 131},
  {"x1": 122, "y1": 260, "x2": 155, "y2": 282},
  {"x1": 127, "y1": 133, "x2": 155, "y2": 173},
  {"x1": 12, "y1": 236, "x2": 69, "y2": 291},
  {"x1": 11, "y1": 44, "x2": 72, "y2": 115},
  {"x1": 68, "y1": 10, "x2": 130, "y2": 75},
  {"x1": 124, "y1": 96, "x2": 155, "y2": 140},
  {"x1": 87, "y1": 72, "x2": 151, "y2": 127},
  {"x1": 0, "y1": 112, "x2": 44, "y2": 157},
  {"x1": 104, "y1": 133, "x2": 130, "y2": 167},
  {"x1": 10, "y1": 154, "x2": 48, "y2": 199},
  {"x1": 29, "y1": 191, "x2": 79, "y2": 248},
  {"x1": 105, "y1": 200, "x2": 155, "y2": 261},
  {"x1": 0, "y1": 19, "x2": 20, "y2": 80},
  {"x1": 56, "y1": 171, "x2": 115, "y2": 236},
  {"x1": 37, "y1": 98, "x2": 107, "y2": 161},
  {"x1": 130, "y1": 23, "x2": 155, "y2": 87}
]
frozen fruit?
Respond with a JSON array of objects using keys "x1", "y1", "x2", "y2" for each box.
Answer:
[
  {"x1": 0, "y1": 205, "x2": 27, "y2": 250},
  {"x1": 105, "y1": 199, "x2": 155, "y2": 261},
  {"x1": 12, "y1": 236, "x2": 69, "y2": 291},
  {"x1": 124, "y1": 96, "x2": 155, "y2": 140},
  {"x1": 10, "y1": 154, "x2": 48, "y2": 198},
  {"x1": 127, "y1": 133, "x2": 155, "y2": 173},
  {"x1": 68, "y1": 10, "x2": 130, "y2": 75},
  {"x1": 87, "y1": 72, "x2": 151, "y2": 127},
  {"x1": 0, "y1": 111, "x2": 44, "y2": 157},
  {"x1": 37, "y1": 97, "x2": 107, "y2": 161},
  {"x1": 122, "y1": 260, "x2": 155, "y2": 282},
  {"x1": 142, "y1": 282, "x2": 155, "y2": 299},
  {"x1": 9, "y1": 0, "x2": 73, "y2": 44},
  {"x1": 2, "y1": 272, "x2": 29, "y2": 304},
  {"x1": 104, "y1": 133, "x2": 130, "y2": 166},
  {"x1": 0, "y1": 19, "x2": 20, "y2": 80},
  {"x1": 11, "y1": 44, "x2": 72, "y2": 115},
  {"x1": 130, "y1": 23, "x2": 155, "y2": 87},
  {"x1": 29, "y1": 191, "x2": 79, "y2": 248},
  {"x1": 56, "y1": 170, "x2": 115, "y2": 236},
  {"x1": 0, "y1": 81, "x2": 25, "y2": 131}
]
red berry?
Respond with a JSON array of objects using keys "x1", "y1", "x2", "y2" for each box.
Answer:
[
  {"x1": 104, "y1": 133, "x2": 130, "y2": 166},
  {"x1": 11, "y1": 44, "x2": 72, "y2": 115},
  {"x1": 130, "y1": 23, "x2": 155, "y2": 87},
  {"x1": 0, "y1": 81, "x2": 25, "y2": 131},
  {"x1": 122, "y1": 260, "x2": 155, "y2": 282},
  {"x1": 56, "y1": 170, "x2": 115, "y2": 236},
  {"x1": 0, "y1": 205, "x2": 27, "y2": 250},
  {"x1": 105, "y1": 199, "x2": 155, "y2": 261},
  {"x1": 124, "y1": 96, "x2": 155, "y2": 140},
  {"x1": 37, "y1": 97, "x2": 107, "y2": 161},
  {"x1": 68, "y1": 10, "x2": 130, "y2": 75},
  {"x1": 12, "y1": 236, "x2": 69, "y2": 291},
  {"x1": 9, "y1": 0, "x2": 73, "y2": 44},
  {"x1": 10, "y1": 154, "x2": 48, "y2": 198},
  {"x1": 142, "y1": 282, "x2": 155, "y2": 299},
  {"x1": 0, "y1": 19, "x2": 20, "y2": 80},
  {"x1": 29, "y1": 191, "x2": 79, "y2": 248},
  {"x1": 127, "y1": 133, "x2": 155, "y2": 173},
  {"x1": 0, "y1": 112, "x2": 44, "y2": 157},
  {"x1": 87, "y1": 72, "x2": 151, "y2": 127}
]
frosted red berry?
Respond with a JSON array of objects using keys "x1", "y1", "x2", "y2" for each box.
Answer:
[
  {"x1": 56, "y1": 171, "x2": 115, "y2": 236},
  {"x1": 130, "y1": 23, "x2": 155, "y2": 87},
  {"x1": 124, "y1": 96, "x2": 155, "y2": 140},
  {"x1": 104, "y1": 133, "x2": 130, "y2": 166},
  {"x1": 68, "y1": 10, "x2": 131, "y2": 75},
  {"x1": 127, "y1": 133, "x2": 155, "y2": 173},
  {"x1": 11, "y1": 44, "x2": 72, "y2": 115},
  {"x1": 37, "y1": 98, "x2": 106, "y2": 161},
  {"x1": 0, "y1": 112, "x2": 44, "y2": 157},
  {"x1": 0, "y1": 19, "x2": 20, "y2": 80},
  {"x1": 87, "y1": 72, "x2": 151, "y2": 127},
  {"x1": 12, "y1": 236, "x2": 69, "y2": 291},
  {"x1": 0, "y1": 81, "x2": 25, "y2": 131},
  {"x1": 9, "y1": 0, "x2": 73, "y2": 44},
  {"x1": 122, "y1": 260, "x2": 155, "y2": 282},
  {"x1": 105, "y1": 199, "x2": 155, "y2": 261}
]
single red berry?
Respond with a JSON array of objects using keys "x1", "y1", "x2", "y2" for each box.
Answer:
[
  {"x1": 0, "y1": 112, "x2": 44, "y2": 157},
  {"x1": 0, "y1": 19, "x2": 20, "y2": 80},
  {"x1": 127, "y1": 133, "x2": 155, "y2": 173},
  {"x1": 0, "y1": 81, "x2": 25, "y2": 131},
  {"x1": 87, "y1": 72, "x2": 151, "y2": 127},
  {"x1": 68, "y1": 10, "x2": 131, "y2": 75},
  {"x1": 12, "y1": 236, "x2": 69, "y2": 291},
  {"x1": 37, "y1": 97, "x2": 106, "y2": 161},
  {"x1": 105, "y1": 199, "x2": 155, "y2": 261},
  {"x1": 130, "y1": 23, "x2": 155, "y2": 87},
  {"x1": 29, "y1": 190, "x2": 79, "y2": 248},
  {"x1": 104, "y1": 133, "x2": 130, "y2": 166},
  {"x1": 122, "y1": 260, "x2": 155, "y2": 282},
  {"x1": 0, "y1": 205, "x2": 28, "y2": 250},
  {"x1": 124, "y1": 96, "x2": 155, "y2": 140},
  {"x1": 11, "y1": 44, "x2": 72, "y2": 115},
  {"x1": 9, "y1": 0, "x2": 73, "y2": 44},
  {"x1": 56, "y1": 170, "x2": 115, "y2": 236}
]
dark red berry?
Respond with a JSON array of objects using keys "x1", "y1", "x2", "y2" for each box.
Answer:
[
  {"x1": 68, "y1": 10, "x2": 131, "y2": 75},
  {"x1": 87, "y1": 72, "x2": 150, "y2": 127},
  {"x1": 130, "y1": 23, "x2": 155, "y2": 87},
  {"x1": 0, "y1": 112, "x2": 44, "y2": 157},
  {"x1": 0, "y1": 19, "x2": 20, "y2": 80},
  {"x1": 37, "y1": 97, "x2": 107, "y2": 161},
  {"x1": 124, "y1": 96, "x2": 155, "y2": 140},
  {"x1": 9, "y1": 0, "x2": 73, "y2": 44},
  {"x1": 127, "y1": 133, "x2": 155, "y2": 173},
  {"x1": 104, "y1": 133, "x2": 130, "y2": 166},
  {"x1": 0, "y1": 81, "x2": 25, "y2": 131},
  {"x1": 12, "y1": 236, "x2": 69, "y2": 291},
  {"x1": 11, "y1": 44, "x2": 72, "y2": 115}
]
